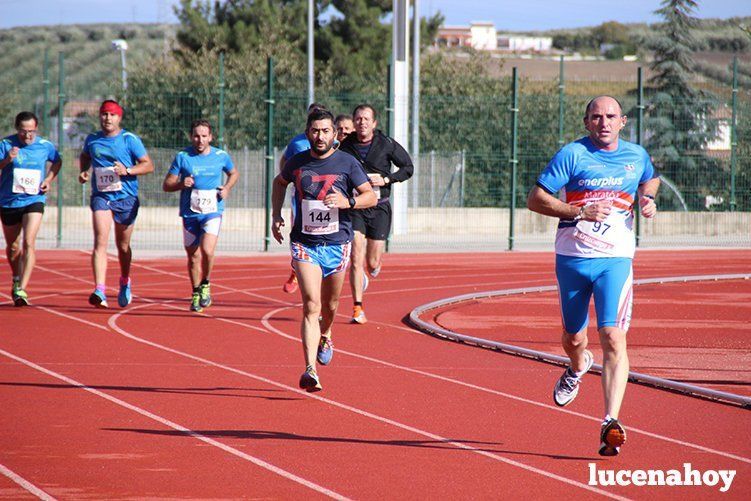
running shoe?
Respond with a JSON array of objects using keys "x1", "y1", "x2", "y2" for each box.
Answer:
[
  {"x1": 12, "y1": 288, "x2": 29, "y2": 307},
  {"x1": 11, "y1": 279, "x2": 20, "y2": 296},
  {"x1": 299, "y1": 365, "x2": 322, "y2": 392},
  {"x1": 362, "y1": 272, "x2": 369, "y2": 292},
  {"x1": 283, "y1": 272, "x2": 298, "y2": 294},
  {"x1": 88, "y1": 289, "x2": 109, "y2": 309},
  {"x1": 351, "y1": 305, "x2": 367, "y2": 324},
  {"x1": 553, "y1": 349, "x2": 594, "y2": 407},
  {"x1": 199, "y1": 282, "x2": 212, "y2": 308},
  {"x1": 369, "y1": 265, "x2": 381, "y2": 278},
  {"x1": 317, "y1": 336, "x2": 334, "y2": 366},
  {"x1": 118, "y1": 280, "x2": 132, "y2": 307},
  {"x1": 190, "y1": 292, "x2": 203, "y2": 313},
  {"x1": 599, "y1": 418, "x2": 627, "y2": 456}
]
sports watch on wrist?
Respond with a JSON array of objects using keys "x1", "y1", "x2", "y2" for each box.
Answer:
[
  {"x1": 348, "y1": 196, "x2": 356, "y2": 208},
  {"x1": 383, "y1": 176, "x2": 390, "y2": 185}
]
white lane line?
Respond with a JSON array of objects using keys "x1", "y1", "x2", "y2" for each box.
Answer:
[
  {"x1": 107, "y1": 303, "x2": 627, "y2": 500},
  {"x1": 0, "y1": 348, "x2": 348, "y2": 500},
  {"x1": 0, "y1": 463, "x2": 56, "y2": 500},
  {"x1": 25, "y1": 264, "x2": 751, "y2": 465},
  {"x1": 43, "y1": 260, "x2": 748, "y2": 467},
  {"x1": 260, "y1": 306, "x2": 751, "y2": 465}
]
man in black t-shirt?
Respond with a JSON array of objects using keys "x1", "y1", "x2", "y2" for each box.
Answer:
[{"x1": 271, "y1": 109, "x2": 376, "y2": 392}]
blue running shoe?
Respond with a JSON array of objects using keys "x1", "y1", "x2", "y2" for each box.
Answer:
[
  {"x1": 118, "y1": 281, "x2": 132, "y2": 307},
  {"x1": 89, "y1": 289, "x2": 108, "y2": 309},
  {"x1": 299, "y1": 366, "x2": 322, "y2": 392},
  {"x1": 317, "y1": 336, "x2": 334, "y2": 365}
]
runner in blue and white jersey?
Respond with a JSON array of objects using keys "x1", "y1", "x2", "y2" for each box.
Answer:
[
  {"x1": 79, "y1": 100, "x2": 154, "y2": 309},
  {"x1": 163, "y1": 119, "x2": 239, "y2": 312},
  {"x1": 528, "y1": 96, "x2": 660, "y2": 457},
  {"x1": 0, "y1": 111, "x2": 62, "y2": 306},
  {"x1": 271, "y1": 109, "x2": 376, "y2": 392}
]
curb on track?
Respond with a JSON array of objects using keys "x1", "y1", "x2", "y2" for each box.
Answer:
[{"x1": 408, "y1": 274, "x2": 751, "y2": 409}]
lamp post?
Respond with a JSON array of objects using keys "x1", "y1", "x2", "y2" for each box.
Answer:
[{"x1": 111, "y1": 39, "x2": 128, "y2": 92}]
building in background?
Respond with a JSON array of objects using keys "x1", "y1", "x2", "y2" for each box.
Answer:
[{"x1": 435, "y1": 22, "x2": 551, "y2": 53}]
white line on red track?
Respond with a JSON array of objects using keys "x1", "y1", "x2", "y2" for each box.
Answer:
[
  {"x1": 26, "y1": 263, "x2": 751, "y2": 465},
  {"x1": 0, "y1": 463, "x2": 56, "y2": 500},
  {"x1": 0, "y1": 348, "x2": 349, "y2": 500}
]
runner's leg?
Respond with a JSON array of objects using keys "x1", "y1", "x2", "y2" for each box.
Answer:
[
  {"x1": 295, "y1": 260, "x2": 324, "y2": 368},
  {"x1": 91, "y1": 210, "x2": 113, "y2": 285},
  {"x1": 18, "y1": 211, "x2": 43, "y2": 290}
]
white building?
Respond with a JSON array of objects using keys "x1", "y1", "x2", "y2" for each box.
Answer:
[
  {"x1": 497, "y1": 35, "x2": 553, "y2": 52},
  {"x1": 469, "y1": 22, "x2": 497, "y2": 50}
]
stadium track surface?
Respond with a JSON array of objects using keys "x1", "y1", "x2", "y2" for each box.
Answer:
[{"x1": 0, "y1": 249, "x2": 749, "y2": 498}]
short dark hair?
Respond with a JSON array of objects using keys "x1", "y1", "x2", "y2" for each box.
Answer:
[
  {"x1": 190, "y1": 119, "x2": 212, "y2": 134},
  {"x1": 584, "y1": 96, "x2": 624, "y2": 117},
  {"x1": 15, "y1": 111, "x2": 38, "y2": 128},
  {"x1": 335, "y1": 114, "x2": 352, "y2": 125},
  {"x1": 352, "y1": 104, "x2": 377, "y2": 121},
  {"x1": 307, "y1": 102, "x2": 328, "y2": 114},
  {"x1": 306, "y1": 109, "x2": 335, "y2": 130}
]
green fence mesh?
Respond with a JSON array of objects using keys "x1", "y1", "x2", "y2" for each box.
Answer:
[{"x1": 1, "y1": 55, "x2": 749, "y2": 253}]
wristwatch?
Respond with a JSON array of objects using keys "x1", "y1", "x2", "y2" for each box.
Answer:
[
  {"x1": 125, "y1": 167, "x2": 133, "y2": 176},
  {"x1": 348, "y1": 196, "x2": 356, "y2": 208},
  {"x1": 573, "y1": 205, "x2": 585, "y2": 221},
  {"x1": 383, "y1": 176, "x2": 390, "y2": 185}
]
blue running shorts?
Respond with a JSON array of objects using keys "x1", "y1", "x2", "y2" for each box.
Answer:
[
  {"x1": 555, "y1": 255, "x2": 633, "y2": 334},
  {"x1": 291, "y1": 241, "x2": 351, "y2": 278},
  {"x1": 90, "y1": 195, "x2": 140, "y2": 226},
  {"x1": 182, "y1": 214, "x2": 222, "y2": 248}
]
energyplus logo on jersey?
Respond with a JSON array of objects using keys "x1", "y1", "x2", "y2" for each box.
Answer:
[
  {"x1": 588, "y1": 463, "x2": 736, "y2": 492},
  {"x1": 578, "y1": 176, "x2": 624, "y2": 187}
]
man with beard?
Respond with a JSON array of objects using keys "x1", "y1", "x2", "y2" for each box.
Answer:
[
  {"x1": 271, "y1": 109, "x2": 376, "y2": 392},
  {"x1": 163, "y1": 119, "x2": 239, "y2": 312}
]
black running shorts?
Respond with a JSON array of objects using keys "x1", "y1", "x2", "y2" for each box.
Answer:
[
  {"x1": 350, "y1": 201, "x2": 391, "y2": 241},
  {"x1": 0, "y1": 202, "x2": 45, "y2": 226}
]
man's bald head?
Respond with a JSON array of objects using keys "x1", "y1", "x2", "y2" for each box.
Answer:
[{"x1": 584, "y1": 96, "x2": 624, "y2": 118}]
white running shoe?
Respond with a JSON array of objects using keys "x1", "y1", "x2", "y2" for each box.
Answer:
[{"x1": 553, "y1": 350, "x2": 594, "y2": 407}]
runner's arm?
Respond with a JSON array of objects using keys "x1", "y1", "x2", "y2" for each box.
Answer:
[
  {"x1": 162, "y1": 173, "x2": 186, "y2": 192},
  {"x1": 40, "y1": 159, "x2": 63, "y2": 192},
  {"x1": 638, "y1": 177, "x2": 660, "y2": 218},
  {"x1": 271, "y1": 175, "x2": 291, "y2": 243},
  {"x1": 527, "y1": 186, "x2": 610, "y2": 222},
  {"x1": 125, "y1": 154, "x2": 154, "y2": 176},
  {"x1": 387, "y1": 140, "x2": 414, "y2": 183}
]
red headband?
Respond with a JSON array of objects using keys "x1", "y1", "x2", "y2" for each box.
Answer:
[{"x1": 100, "y1": 101, "x2": 123, "y2": 117}]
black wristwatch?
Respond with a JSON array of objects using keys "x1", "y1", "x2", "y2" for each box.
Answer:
[{"x1": 348, "y1": 196, "x2": 356, "y2": 208}]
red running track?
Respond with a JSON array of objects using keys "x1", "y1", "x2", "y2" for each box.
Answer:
[{"x1": 0, "y1": 249, "x2": 749, "y2": 499}]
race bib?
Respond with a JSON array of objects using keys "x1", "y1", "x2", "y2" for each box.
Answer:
[
  {"x1": 302, "y1": 199, "x2": 339, "y2": 235},
  {"x1": 12, "y1": 168, "x2": 41, "y2": 195},
  {"x1": 573, "y1": 211, "x2": 632, "y2": 254},
  {"x1": 368, "y1": 173, "x2": 381, "y2": 200},
  {"x1": 95, "y1": 166, "x2": 122, "y2": 192},
  {"x1": 190, "y1": 189, "x2": 218, "y2": 214}
]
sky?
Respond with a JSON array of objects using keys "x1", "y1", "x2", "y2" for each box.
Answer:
[{"x1": 0, "y1": 0, "x2": 750, "y2": 30}]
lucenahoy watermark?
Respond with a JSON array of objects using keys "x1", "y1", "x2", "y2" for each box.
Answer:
[{"x1": 588, "y1": 463, "x2": 736, "y2": 492}]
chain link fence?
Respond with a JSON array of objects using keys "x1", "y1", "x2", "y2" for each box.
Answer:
[{"x1": 2, "y1": 55, "x2": 749, "y2": 253}]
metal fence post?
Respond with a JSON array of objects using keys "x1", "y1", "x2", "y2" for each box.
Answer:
[
  {"x1": 508, "y1": 67, "x2": 519, "y2": 251},
  {"x1": 42, "y1": 48, "x2": 50, "y2": 138},
  {"x1": 558, "y1": 55, "x2": 565, "y2": 149},
  {"x1": 730, "y1": 56, "x2": 738, "y2": 211},
  {"x1": 56, "y1": 52, "x2": 65, "y2": 248},
  {"x1": 635, "y1": 67, "x2": 644, "y2": 246},
  {"x1": 264, "y1": 57, "x2": 275, "y2": 251},
  {"x1": 218, "y1": 51, "x2": 225, "y2": 149},
  {"x1": 460, "y1": 149, "x2": 465, "y2": 207}
]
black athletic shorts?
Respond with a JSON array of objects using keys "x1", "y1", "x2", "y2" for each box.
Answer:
[
  {"x1": 0, "y1": 202, "x2": 45, "y2": 226},
  {"x1": 350, "y1": 201, "x2": 391, "y2": 240}
]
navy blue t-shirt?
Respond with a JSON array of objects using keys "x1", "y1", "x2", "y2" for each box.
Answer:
[{"x1": 281, "y1": 149, "x2": 368, "y2": 245}]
